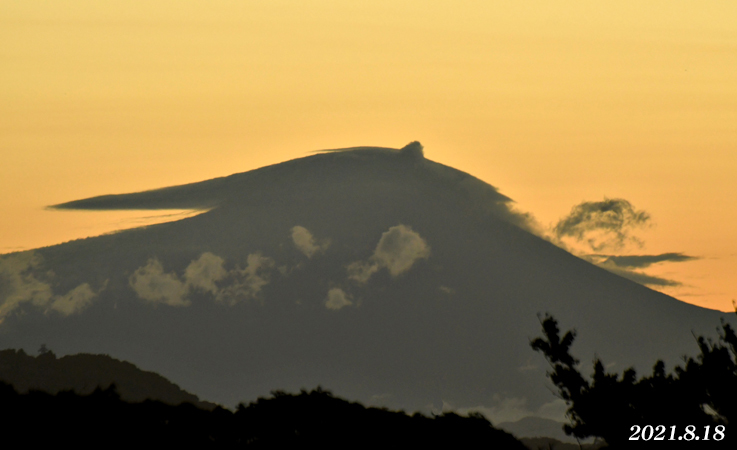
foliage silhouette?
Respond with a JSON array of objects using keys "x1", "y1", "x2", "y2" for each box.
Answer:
[
  {"x1": 0, "y1": 382, "x2": 527, "y2": 448},
  {"x1": 531, "y1": 312, "x2": 736, "y2": 448}
]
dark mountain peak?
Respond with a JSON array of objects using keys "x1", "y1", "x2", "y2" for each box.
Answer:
[
  {"x1": 48, "y1": 143, "x2": 527, "y2": 229},
  {"x1": 399, "y1": 141, "x2": 424, "y2": 159}
]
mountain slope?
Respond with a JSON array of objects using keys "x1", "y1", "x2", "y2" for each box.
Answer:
[{"x1": 0, "y1": 144, "x2": 731, "y2": 419}]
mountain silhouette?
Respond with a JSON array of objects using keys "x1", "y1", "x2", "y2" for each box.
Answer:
[
  {"x1": 0, "y1": 348, "x2": 215, "y2": 409},
  {"x1": 0, "y1": 143, "x2": 732, "y2": 421},
  {"x1": 0, "y1": 382, "x2": 527, "y2": 448}
]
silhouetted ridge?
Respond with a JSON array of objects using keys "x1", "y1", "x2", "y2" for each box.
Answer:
[
  {"x1": 0, "y1": 348, "x2": 215, "y2": 409},
  {"x1": 0, "y1": 384, "x2": 527, "y2": 448},
  {"x1": 49, "y1": 144, "x2": 521, "y2": 227}
]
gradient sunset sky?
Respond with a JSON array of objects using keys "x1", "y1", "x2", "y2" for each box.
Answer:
[{"x1": 2, "y1": 1, "x2": 735, "y2": 311}]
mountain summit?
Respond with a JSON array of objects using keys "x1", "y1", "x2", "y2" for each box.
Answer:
[{"x1": 0, "y1": 144, "x2": 731, "y2": 421}]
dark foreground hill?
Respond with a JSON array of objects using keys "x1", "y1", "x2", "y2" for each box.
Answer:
[
  {"x1": 0, "y1": 143, "x2": 733, "y2": 422},
  {"x1": 0, "y1": 348, "x2": 214, "y2": 409},
  {"x1": 0, "y1": 383, "x2": 527, "y2": 449}
]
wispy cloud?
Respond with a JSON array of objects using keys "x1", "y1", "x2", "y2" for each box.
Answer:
[
  {"x1": 600, "y1": 264, "x2": 682, "y2": 287},
  {"x1": 553, "y1": 198, "x2": 650, "y2": 252},
  {"x1": 347, "y1": 224, "x2": 430, "y2": 284},
  {"x1": 578, "y1": 253, "x2": 700, "y2": 287},
  {"x1": 550, "y1": 199, "x2": 701, "y2": 289},
  {"x1": 590, "y1": 252, "x2": 698, "y2": 269}
]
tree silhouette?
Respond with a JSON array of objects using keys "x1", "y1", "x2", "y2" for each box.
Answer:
[
  {"x1": 531, "y1": 312, "x2": 735, "y2": 448},
  {"x1": 0, "y1": 382, "x2": 527, "y2": 448}
]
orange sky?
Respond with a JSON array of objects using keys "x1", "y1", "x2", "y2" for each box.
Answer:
[{"x1": 1, "y1": 1, "x2": 735, "y2": 311}]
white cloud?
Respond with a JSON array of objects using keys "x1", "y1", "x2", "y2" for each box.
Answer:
[
  {"x1": 184, "y1": 252, "x2": 227, "y2": 294},
  {"x1": 130, "y1": 258, "x2": 190, "y2": 307},
  {"x1": 325, "y1": 287, "x2": 352, "y2": 310},
  {"x1": 374, "y1": 225, "x2": 431, "y2": 276},
  {"x1": 347, "y1": 225, "x2": 430, "y2": 283},
  {"x1": 291, "y1": 226, "x2": 329, "y2": 258},
  {"x1": 0, "y1": 252, "x2": 102, "y2": 322}
]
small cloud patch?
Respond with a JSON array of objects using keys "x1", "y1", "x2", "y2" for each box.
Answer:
[
  {"x1": 185, "y1": 252, "x2": 228, "y2": 295},
  {"x1": 348, "y1": 225, "x2": 430, "y2": 283},
  {"x1": 291, "y1": 226, "x2": 329, "y2": 258},
  {"x1": 346, "y1": 261, "x2": 380, "y2": 284},
  {"x1": 325, "y1": 287, "x2": 352, "y2": 310},
  {"x1": 217, "y1": 253, "x2": 274, "y2": 305},
  {"x1": 130, "y1": 258, "x2": 190, "y2": 306},
  {"x1": 48, "y1": 283, "x2": 98, "y2": 315}
]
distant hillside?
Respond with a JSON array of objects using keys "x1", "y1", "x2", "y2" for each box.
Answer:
[
  {"x1": 499, "y1": 416, "x2": 573, "y2": 442},
  {"x1": 0, "y1": 348, "x2": 216, "y2": 409}
]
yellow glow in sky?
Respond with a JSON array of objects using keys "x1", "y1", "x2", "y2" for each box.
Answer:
[{"x1": 1, "y1": 1, "x2": 735, "y2": 310}]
